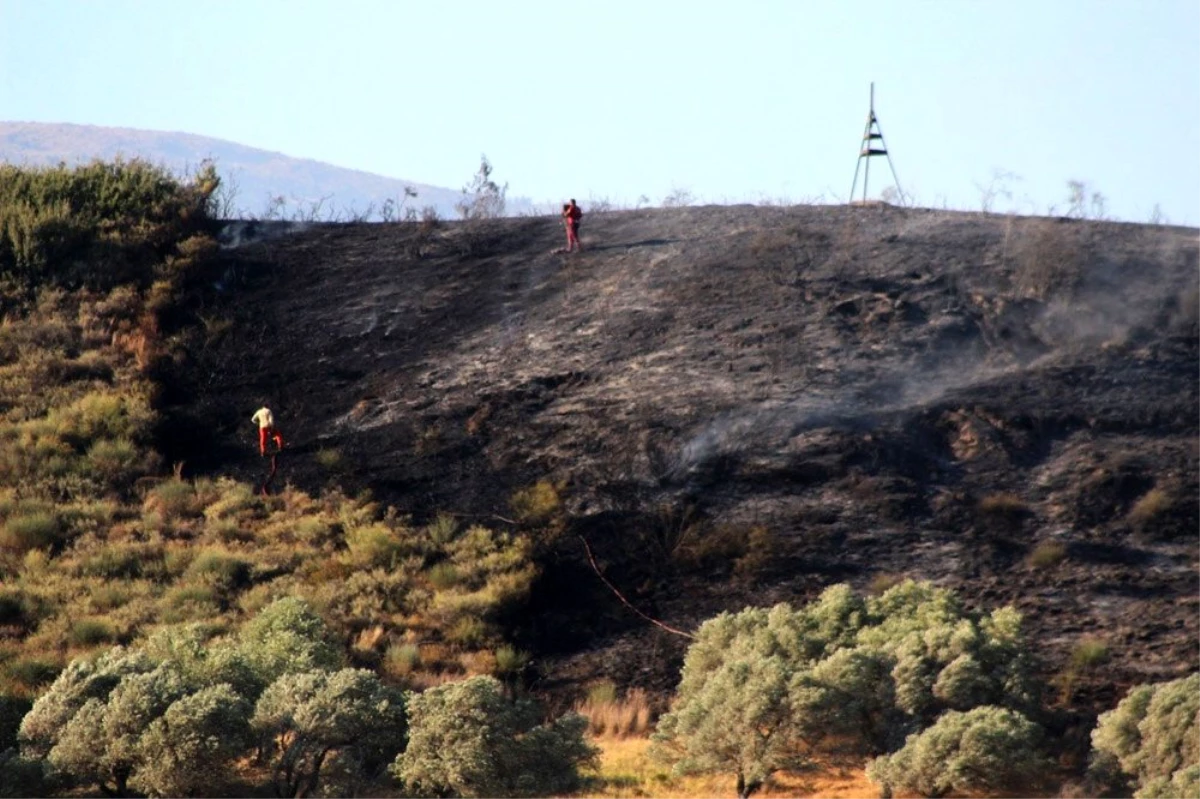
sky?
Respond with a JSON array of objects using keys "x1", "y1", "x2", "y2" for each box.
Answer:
[{"x1": 1, "y1": 0, "x2": 1198, "y2": 225}]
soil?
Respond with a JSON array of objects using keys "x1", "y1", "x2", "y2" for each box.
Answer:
[{"x1": 167, "y1": 204, "x2": 1198, "y2": 716}]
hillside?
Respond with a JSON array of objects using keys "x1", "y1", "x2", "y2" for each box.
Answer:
[
  {"x1": 0, "y1": 120, "x2": 485, "y2": 219},
  {"x1": 174, "y1": 204, "x2": 1199, "y2": 709}
]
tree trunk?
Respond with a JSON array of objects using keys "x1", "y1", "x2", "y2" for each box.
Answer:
[{"x1": 735, "y1": 772, "x2": 762, "y2": 799}]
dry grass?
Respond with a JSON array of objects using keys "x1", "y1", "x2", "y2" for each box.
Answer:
[
  {"x1": 978, "y1": 492, "x2": 1028, "y2": 515},
  {"x1": 1012, "y1": 219, "x2": 1084, "y2": 299},
  {"x1": 574, "y1": 737, "x2": 880, "y2": 798},
  {"x1": 1126, "y1": 487, "x2": 1172, "y2": 530},
  {"x1": 1027, "y1": 540, "x2": 1068, "y2": 570},
  {"x1": 574, "y1": 682, "x2": 653, "y2": 739}
]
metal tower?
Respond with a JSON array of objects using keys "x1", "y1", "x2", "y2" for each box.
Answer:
[{"x1": 849, "y1": 82, "x2": 903, "y2": 204}]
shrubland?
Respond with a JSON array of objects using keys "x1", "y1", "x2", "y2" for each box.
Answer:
[
  {"x1": 0, "y1": 161, "x2": 579, "y2": 797},
  {"x1": 0, "y1": 161, "x2": 1195, "y2": 798}
]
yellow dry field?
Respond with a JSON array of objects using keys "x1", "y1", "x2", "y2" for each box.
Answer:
[{"x1": 577, "y1": 736, "x2": 880, "y2": 799}]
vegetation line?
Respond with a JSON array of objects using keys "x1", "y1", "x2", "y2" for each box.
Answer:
[{"x1": 577, "y1": 535, "x2": 695, "y2": 640}]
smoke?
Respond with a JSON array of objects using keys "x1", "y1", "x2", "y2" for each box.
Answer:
[
  {"x1": 669, "y1": 230, "x2": 1198, "y2": 484},
  {"x1": 217, "y1": 220, "x2": 309, "y2": 249},
  {"x1": 668, "y1": 356, "x2": 1000, "y2": 481}
]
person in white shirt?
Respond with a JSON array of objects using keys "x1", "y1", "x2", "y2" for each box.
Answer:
[{"x1": 251, "y1": 405, "x2": 285, "y2": 456}]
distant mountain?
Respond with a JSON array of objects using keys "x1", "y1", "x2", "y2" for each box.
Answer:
[{"x1": 0, "y1": 121, "x2": 522, "y2": 220}]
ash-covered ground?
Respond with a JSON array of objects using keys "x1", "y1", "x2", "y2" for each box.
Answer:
[{"x1": 171, "y1": 204, "x2": 1198, "y2": 713}]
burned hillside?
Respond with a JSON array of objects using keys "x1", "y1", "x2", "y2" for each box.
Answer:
[{"x1": 173, "y1": 204, "x2": 1199, "y2": 708}]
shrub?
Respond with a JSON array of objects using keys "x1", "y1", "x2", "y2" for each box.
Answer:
[
  {"x1": 976, "y1": 492, "x2": 1029, "y2": 530},
  {"x1": 143, "y1": 479, "x2": 201, "y2": 520},
  {"x1": 42, "y1": 661, "x2": 252, "y2": 798},
  {"x1": 184, "y1": 548, "x2": 252, "y2": 591},
  {"x1": 1027, "y1": 540, "x2": 1067, "y2": 569},
  {"x1": 2, "y1": 658, "x2": 59, "y2": 693},
  {"x1": 0, "y1": 748, "x2": 45, "y2": 797},
  {"x1": 315, "y1": 447, "x2": 343, "y2": 471},
  {"x1": 161, "y1": 584, "x2": 221, "y2": 622},
  {"x1": 236, "y1": 597, "x2": 342, "y2": 685},
  {"x1": 427, "y1": 562, "x2": 460, "y2": 590},
  {"x1": 393, "y1": 675, "x2": 597, "y2": 798},
  {"x1": 0, "y1": 159, "x2": 216, "y2": 292},
  {"x1": 0, "y1": 510, "x2": 60, "y2": 554},
  {"x1": 1012, "y1": 219, "x2": 1083, "y2": 299},
  {"x1": 509, "y1": 480, "x2": 561, "y2": 525},
  {"x1": 83, "y1": 436, "x2": 141, "y2": 487},
  {"x1": 0, "y1": 590, "x2": 30, "y2": 630},
  {"x1": 130, "y1": 683, "x2": 251, "y2": 797},
  {"x1": 346, "y1": 522, "x2": 405, "y2": 569},
  {"x1": 1089, "y1": 673, "x2": 1199, "y2": 798},
  {"x1": 253, "y1": 668, "x2": 406, "y2": 798},
  {"x1": 1058, "y1": 636, "x2": 1110, "y2": 703},
  {"x1": 1127, "y1": 487, "x2": 1171, "y2": 529},
  {"x1": 76, "y1": 543, "x2": 152, "y2": 579},
  {"x1": 575, "y1": 683, "x2": 652, "y2": 738},
  {"x1": 384, "y1": 643, "x2": 421, "y2": 678},
  {"x1": 493, "y1": 645, "x2": 529, "y2": 680},
  {"x1": 67, "y1": 617, "x2": 116, "y2": 647},
  {"x1": 866, "y1": 706, "x2": 1050, "y2": 797},
  {"x1": 18, "y1": 647, "x2": 155, "y2": 759}
]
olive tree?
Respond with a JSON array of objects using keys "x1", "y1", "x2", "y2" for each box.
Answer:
[
  {"x1": 1090, "y1": 673, "x2": 1199, "y2": 798},
  {"x1": 1132, "y1": 767, "x2": 1200, "y2": 796},
  {"x1": 130, "y1": 684, "x2": 251, "y2": 797},
  {"x1": 252, "y1": 668, "x2": 406, "y2": 798},
  {"x1": 24, "y1": 659, "x2": 250, "y2": 798},
  {"x1": 393, "y1": 675, "x2": 597, "y2": 798},
  {"x1": 18, "y1": 647, "x2": 155, "y2": 760},
  {"x1": 236, "y1": 597, "x2": 343, "y2": 686},
  {"x1": 652, "y1": 581, "x2": 1047, "y2": 797},
  {"x1": 866, "y1": 705, "x2": 1049, "y2": 798}
]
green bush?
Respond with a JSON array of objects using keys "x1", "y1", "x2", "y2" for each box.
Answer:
[
  {"x1": 161, "y1": 583, "x2": 221, "y2": 622},
  {"x1": 76, "y1": 544, "x2": 153, "y2": 580},
  {"x1": 650, "y1": 581, "x2": 1044, "y2": 797},
  {"x1": 236, "y1": 597, "x2": 342, "y2": 685},
  {"x1": 184, "y1": 548, "x2": 252, "y2": 591},
  {"x1": 1090, "y1": 673, "x2": 1199, "y2": 798},
  {"x1": 2, "y1": 657, "x2": 59, "y2": 693},
  {"x1": 143, "y1": 479, "x2": 201, "y2": 520},
  {"x1": 393, "y1": 675, "x2": 597, "y2": 798},
  {"x1": 0, "y1": 510, "x2": 61, "y2": 554},
  {"x1": 0, "y1": 159, "x2": 217, "y2": 293},
  {"x1": 18, "y1": 647, "x2": 155, "y2": 759},
  {"x1": 253, "y1": 668, "x2": 406, "y2": 798},
  {"x1": 67, "y1": 617, "x2": 116, "y2": 647},
  {"x1": 346, "y1": 522, "x2": 405, "y2": 568},
  {"x1": 131, "y1": 683, "x2": 251, "y2": 798},
  {"x1": 83, "y1": 436, "x2": 141, "y2": 487},
  {"x1": 39, "y1": 661, "x2": 250, "y2": 798},
  {"x1": 1132, "y1": 767, "x2": 1200, "y2": 796},
  {"x1": 866, "y1": 706, "x2": 1050, "y2": 797}
]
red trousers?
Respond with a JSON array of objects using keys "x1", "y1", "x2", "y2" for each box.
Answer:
[
  {"x1": 259, "y1": 426, "x2": 284, "y2": 455},
  {"x1": 565, "y1": 220, "x2": 580, "y2": 250}
]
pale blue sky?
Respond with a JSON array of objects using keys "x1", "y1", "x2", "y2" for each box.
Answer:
[{"x1": 2, "y1": 0, "x2": 1198, "y2": 224}]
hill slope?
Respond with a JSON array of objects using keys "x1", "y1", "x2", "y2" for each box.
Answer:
[{"x1": 174, "y1": 204, "x2": 1199, "y2": 705}]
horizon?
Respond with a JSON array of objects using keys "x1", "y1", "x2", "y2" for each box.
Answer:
[{"x1": 1, "y1": 0, "x2": 1198, "y2": 225}]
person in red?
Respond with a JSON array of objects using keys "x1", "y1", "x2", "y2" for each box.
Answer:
[
  {"x1": 562, "y1": 199, "x2": 583, "y2": 252},
  {"x1": 251, "y1": 405, "x2": 285, "y2": 456}
]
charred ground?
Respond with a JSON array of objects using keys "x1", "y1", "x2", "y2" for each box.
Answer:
[{"x1": 165, "y1": 204, "x2": 1198, "y2": 716}]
